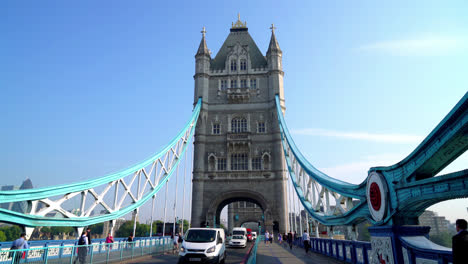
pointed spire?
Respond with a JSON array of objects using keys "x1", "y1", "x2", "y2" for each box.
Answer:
[
  {"x1": 267, "y1": 23, "x2": 281, "y2": 54},
  {"x1": 196, "y1": 26, "x2": 210, "y2": 57}
]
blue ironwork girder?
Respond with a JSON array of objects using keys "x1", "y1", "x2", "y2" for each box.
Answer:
[
  {"x1": 370, "y1": 92, "x2": 468, "y2": 183},
  {"x1": 275, "y1": 95, "x2": 367, "y2": 199},
  {"x1": 302, "y1": 200, "x2": 370, "y2": 226},
  {"x1": 393, "y1": 169, "x2": 468, "y2": 219}
]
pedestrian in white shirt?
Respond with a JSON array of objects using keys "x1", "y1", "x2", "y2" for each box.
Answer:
[{"x1": 302, "y1": 230, "x2": 310, "y2": 254}]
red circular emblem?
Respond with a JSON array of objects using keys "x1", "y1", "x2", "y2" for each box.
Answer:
[{"x1": 369, "y1": 182, "x2": 382, "y2": 211}]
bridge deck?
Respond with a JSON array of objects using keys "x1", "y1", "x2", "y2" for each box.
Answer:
[{"x1": 256, "y1": 241, "x2": 345, "y2": 264}]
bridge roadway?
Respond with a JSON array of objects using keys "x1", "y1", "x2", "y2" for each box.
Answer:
[
  {"x1": 120, "y1": 241, "x2": 345, "y2": 264},
  {"x1": 120, "y1": 242, "x2": 253, "y2": 264},
  {"x1": 256, "y1": 241, "x2": 345, "y2": 264}
]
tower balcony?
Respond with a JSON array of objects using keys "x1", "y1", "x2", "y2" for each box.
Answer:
[
  {"x1": 226, "y1": 87, "x2": 250, "y2": 103},
  {"x1": 226, "y1": 132, "x2": 251, "y2": 151}
]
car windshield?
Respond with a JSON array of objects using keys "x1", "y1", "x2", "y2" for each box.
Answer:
[
  {"x1": 185, "y1": 230, "x2": 217, "y2": 243},
  {"x1": 232, "y1": 235, "x2": 244, "y2": 239},
  {"x1": 233, "y1": 231, "x2": 245, "y2": 235}
]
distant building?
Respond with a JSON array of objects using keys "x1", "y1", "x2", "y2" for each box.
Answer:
[
  {"x1": 1, "y1": 179, "x2": 33, "y2": 213},
  {"x1": 419, "y1": 210, "x2": 450, "y2": 236},
  {"x1": 0, "y1": 185, "x2": 19, "y2": 210}
]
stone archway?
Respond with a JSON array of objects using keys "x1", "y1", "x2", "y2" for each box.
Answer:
[{"x1": 203, "y1": 190, "x2": 275, "y2": 232}]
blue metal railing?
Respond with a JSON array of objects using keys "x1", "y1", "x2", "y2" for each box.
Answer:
[
  {"x1": 291, "y1": 236, "x2": 452, "y2": 264},
  {"x1": 246, "y1": 235, "x2": 264, "y2": 264},
  {"x1": 0, "y1": 236, "x2": 173, "y2": 264}
]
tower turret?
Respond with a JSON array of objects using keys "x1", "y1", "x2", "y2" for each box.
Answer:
[
  {"x1": 194, "y1": 27, "x2": 211, "y2": 103},
  {"x1": 266, "y1": 24, "x2": 285, "y2": 112}
]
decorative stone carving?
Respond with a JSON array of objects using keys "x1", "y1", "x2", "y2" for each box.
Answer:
[{"x1": 370, "y1": 236, "x2": 394, "y2": 264}]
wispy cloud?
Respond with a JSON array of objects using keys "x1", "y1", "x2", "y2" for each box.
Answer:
[
  {"x1": 291, "y1": 128, "x2": 423, "y2": 144},
  {"x1": 359, "y1": 35, "x2": 468, "y2": 55},
  {"x1": 318, "y1": 154, "x2": 403, "y2": 184}
]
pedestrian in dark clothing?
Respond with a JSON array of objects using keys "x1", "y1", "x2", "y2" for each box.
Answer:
[
  {"x1": 74, "y1": 231, "x2": 88, "y2": 264},
  {"x1": 86, "y1": 228, "x2": 92, "y2": 245},
  {"x1": 10, "y1": 233, "x2": 29, "y2": 264},
  {"x1": 452, "y1": 219, "x2": 468, "y2": 264},
  {"x1": 287, "y1": 231, "x2": 293, "y2": 250}
]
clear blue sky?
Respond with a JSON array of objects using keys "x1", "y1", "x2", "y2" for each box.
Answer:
[{"x1": 1, "y1": 1, "x2": 467, "y2": 223}]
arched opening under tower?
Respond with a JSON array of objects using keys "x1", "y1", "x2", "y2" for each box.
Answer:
[{"x1": 201, "y1": 190, "x2": 277, "y2": 234}]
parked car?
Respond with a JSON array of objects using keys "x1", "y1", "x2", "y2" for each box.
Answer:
[
  {"x1": 228, "y1": 235, "x2": 247, "y2": 248},
  {"x1": 179, "y1": 228, "x2": 226, "y2": 264}
]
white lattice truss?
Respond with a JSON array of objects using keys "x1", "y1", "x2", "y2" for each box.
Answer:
[
  {"x1": 27, "y1": 125, "x2": 194, "y2": 222},
  {"x1": 284, "y1": 141, "x2": 358, "y2": 218}
]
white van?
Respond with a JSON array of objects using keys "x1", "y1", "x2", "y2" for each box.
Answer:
[
  {"x1": 179, "y1": 228, "x2": 226, "y2": 264},
  {"x1": 232, "y1": 227, "x2": 247, "y2": 239}
]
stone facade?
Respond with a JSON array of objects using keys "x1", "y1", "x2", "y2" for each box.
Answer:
[
  {"x1": 227, "y1": 202, "x2": 263, "y2": 233},
  {"x1": 191, "y1": 17, "x2": 289, "y2": 234}
]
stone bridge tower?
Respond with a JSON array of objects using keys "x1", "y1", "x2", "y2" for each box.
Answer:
[{"x1": 191, "y1": 16, "x2": 288, "y2": 234}]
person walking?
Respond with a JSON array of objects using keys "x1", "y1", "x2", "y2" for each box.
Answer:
[
  {"x1": 172, "y1": 234, "x2": 179, "y2": 254},
  {"x1": 287, "y1": 231, "x2": 293, "y2": 250},
  {"x1": 10, "y1": 233, "x2": 29, "y2": 264},
  {"x1": 86, "y1": 228, "x2": 92, "y2": 245},
  {"x1": 452, "y1": 219, "x2": 468, "y2": 264},
  {"x1": 270, "y1": 232, "x2": 274, "y2": 244},
  {"x1": 264, "y1": 230, "x2": 269, "y2": 244},
  {"x1": 302, "y1": 229, "x2": 310, "y2": 254},
  {"x1": 74, "y1": 231, "x2": 88, "y2": 264},
  {"x1": 105, "y1": 233, "x2": 114, "y2": 250},
  {"x1": 278, "y1": 233, "x2": 282, "y2": 244}
]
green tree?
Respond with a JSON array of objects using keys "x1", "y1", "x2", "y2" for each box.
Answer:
[
  {"x1": 183, "y1": 220, "x2": 189, "y2": 233},
  {"x1": 136, "y1": 223, "x2": 150, "y2": 237},
  {"x1": 430, "y1": 232, "x2": 453, "y2": 248},
  {"x1": 41, "y1": 227, "x2": 52, "y2": 239},
  {"x1": 115, "y1": 221, "x2": 134, "y2": 238},
  {"x1": 151, "y1": 220, "x2": 164, "y2": 234},
  {"x1": 358, "y1": 223, "x2": 371, "y2": 242},
  {"x1": 51, "y1": 226, "x2": 74, "y2": 236},
  {"x1": 0, "y1": 230, "x2": 7, "y2": 242},
  {"x1": 0, "y1": 225, "x2": 22, "y2": 241},
  {"x1": 89, "y1": 223, "x2": 104, "y2": 237}
]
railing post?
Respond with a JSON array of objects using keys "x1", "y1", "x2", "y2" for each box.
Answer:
[
  {"x1": 44, "y1": 243, "x2": 50, "y2": 264},
  {"x1": 350, "y1": 242, "x2": 357, "y2": 264},
  {"x1": 70, "y1": 243, "x2": 76, "y2": 264},
  {"x1": 89, "y1": 244, "x2": 94, "y2": 264},
  {"x1": 120, "y1": 241, "x2": 123, "y2": 261},
  {"x1": 106, "y1": 243, "x2": 111, "y2": 264},
  {"x1": 362, "y1": 244, "x2": 369, "y2": 264},
  {"x1": 58, "y1": 242, "x2": 63, "y2": 259}
]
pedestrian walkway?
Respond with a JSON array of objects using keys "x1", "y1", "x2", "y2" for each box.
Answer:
[{"x1": 256, "y1": 241, "x2": 345, "y2": 264}]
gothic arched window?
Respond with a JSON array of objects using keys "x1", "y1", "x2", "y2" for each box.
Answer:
[
  {"x1": 240, "y1": 59, "x2": 247, "y2": 70},
  {"x1": 231, "y1": 118, "x2": 247, "y2": 133},
  {"x1": 230, "y1": 60, "x2": 237, "y2": 71}
]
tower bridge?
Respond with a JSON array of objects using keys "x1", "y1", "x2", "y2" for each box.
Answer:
[{"x1": 0, "y1": 16, "x2": 467, "y2": 264}]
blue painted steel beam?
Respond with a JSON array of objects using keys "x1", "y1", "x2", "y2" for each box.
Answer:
[
  {"x1": 0, "y1": 98, "x2": 202, "y2": 227},
  {"x1": 370, "y1": 92, "x2": 468, "y2": 182},
  {"x1": 275, "y1": 95, "x2": 367, "y2": 199},
  {"x1": 276, "y1": 91, "x2": 468, "y2": 226}
]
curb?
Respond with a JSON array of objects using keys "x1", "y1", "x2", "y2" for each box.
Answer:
[{"x1": 240, "y1": 242, "x2": 256, "y2": 264}]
